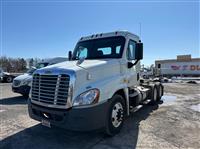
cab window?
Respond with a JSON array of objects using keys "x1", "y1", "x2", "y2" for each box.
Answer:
[
  {"x1": 97, "y1": 47, "x2": 111, "y2": 55},
  {"x1": 77, "y1": 46, "x2": 88, "y2": 58},
  {"x1": 127, "y1": 40, "x2": 136, "y2": 60}
]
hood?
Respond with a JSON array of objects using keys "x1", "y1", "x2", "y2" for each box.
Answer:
[
  {"x1": 14, "y1": 73, "x2": 32, "y2": 81},
  {"x1": 3, "y1": 72, "x2": 10, "y2": 75},
  {"x1": 35, "y1": 59, "x2": 121, "y2": 81},
  {"x1": 37, "y1": 59, "x2": 112, "y2": 71},
  {"x1": 36, "y1": 59, "x2": 121, "y2": 75}
]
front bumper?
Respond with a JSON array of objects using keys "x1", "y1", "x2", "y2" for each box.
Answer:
[
  {"x1": 12, "y1": 85, "x2": 30, "y2": 95},
  {"x1": 28, "y1": 99, "x2": 109, "y2": 131}
]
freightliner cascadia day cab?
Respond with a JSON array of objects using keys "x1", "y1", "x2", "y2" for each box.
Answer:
[{"x1": 28, "y1": 31, "x2": 164, "y2": 136}]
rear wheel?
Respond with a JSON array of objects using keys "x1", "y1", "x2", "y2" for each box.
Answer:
[
  {"x1": 149, "y1": 86, "x2": 158, "y2": 105},
  {"x1": 157, "y1": 85, "x2": 163, "y2": 101},
  {"x1": 105, "y1": 94, "x2": 125, "y2": 136}
]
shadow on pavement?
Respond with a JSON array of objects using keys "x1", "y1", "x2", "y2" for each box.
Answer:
[
  {"x1": 1, "y1": 103, "x2": 160, "y2": 149},
  {"x1": 0, "y1": 96, "x2": 28, "y2": 105}
]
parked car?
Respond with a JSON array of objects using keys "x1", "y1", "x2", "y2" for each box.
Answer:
[
  {"x1": 0, "y1": 68, "x2": 15, "y2": 83},
  {"x1": 12, "y1": 57, "x2": 67, "y2": 97}
]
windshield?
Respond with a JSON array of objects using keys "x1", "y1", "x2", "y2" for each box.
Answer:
[
  {"x1": 26, "y1": 62, "x2": 49, "y2": 75},
  {"x1": 27, "y1": 68, "x2": 36, "y2": 74},
  {"x1": 72, "y1": 36, "x2": 125, "y2": 60},
  {"x1": 36, "y1": 62, "x2": 49, "y2": 68}
]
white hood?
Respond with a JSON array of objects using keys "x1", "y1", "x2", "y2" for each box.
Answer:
[
  {"x1": 39, "y1": 59, "x2": 112, "y2": 71},
  {"x1": 14, "y1": 73, "x2": 32, "y2": 81},
  {"x1": 36, "y1": 59, "x2": 121, "y2": 88},
  {"x1": 37, "y1": 59, "x2": 121, "y2": 78}
]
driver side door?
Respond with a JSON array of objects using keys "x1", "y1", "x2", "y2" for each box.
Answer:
[{"x1": 126, "y1": 39, "x2": 139, "y2": 86}]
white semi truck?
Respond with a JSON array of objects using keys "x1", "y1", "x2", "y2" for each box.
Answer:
[{"x1": 28, "y1": 31, "x2": 164, "y2": 136}]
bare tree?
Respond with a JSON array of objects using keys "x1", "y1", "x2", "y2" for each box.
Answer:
[
  {"x1": 29, "y1": 58, "x2": 34, "y2": 68},
  {"x1": 0, "y1": 56, "x2": 28, "y2": 73}
]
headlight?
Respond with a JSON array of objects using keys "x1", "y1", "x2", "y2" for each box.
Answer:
[{"x1": 73, "y1": 89, "x2": 100, "y2": 106}]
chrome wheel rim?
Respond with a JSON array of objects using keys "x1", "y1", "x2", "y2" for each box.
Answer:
[{"x1": 111, "y1": 102, "x2": 123, "y2": 128}]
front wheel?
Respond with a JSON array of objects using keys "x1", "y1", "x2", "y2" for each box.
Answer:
[
  {"x1": 6, "y1": 76, "x2": 13, "y2": 83},
  {"x1": 22, "y1": 94, "x2": 29, "y2": 99},
  {"x1": 105, "y1": 94, "x2": 125, "y2": 136}
]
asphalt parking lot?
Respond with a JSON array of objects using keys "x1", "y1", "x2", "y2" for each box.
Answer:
[{"x1": 0, "y1": 82, "x2": 200, "y2": 149}]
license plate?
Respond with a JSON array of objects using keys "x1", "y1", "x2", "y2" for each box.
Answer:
[{"x1": 41, "y1": 119, "x2": 51, "y2": 128}]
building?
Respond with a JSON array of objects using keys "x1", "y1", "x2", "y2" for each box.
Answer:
[{"x1": 155, "y1": 55, "x2": 200, "y2": 77}]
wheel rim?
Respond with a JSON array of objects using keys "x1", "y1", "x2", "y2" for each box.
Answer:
[
  {"x1": 111, "y1": 102, "x2": 123, "y2": 128},
  {"x1": 154, "y1": 88, "x2": 157, "y2": 101}
]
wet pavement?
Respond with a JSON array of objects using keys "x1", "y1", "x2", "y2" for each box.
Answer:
[{"x1": 1, "y1": 82, "x2": 200, "y2": 149}]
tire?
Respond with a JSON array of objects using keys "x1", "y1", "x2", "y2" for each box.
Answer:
[
  {"x1": 6, "y1": 76, "x2": 13, "y2": 83},
  {"x1": 149, "y1": 86, "x2": 158, "y2": 105},
  {"x1": 105, "y1": 94, "x2": 125, "y2": 136},
  {"x1": 22, "y1": 94, "x2": 29, "y2": 99},
  {"x1": 156, "y1": 85, "x2": 163, "y2": 101}
]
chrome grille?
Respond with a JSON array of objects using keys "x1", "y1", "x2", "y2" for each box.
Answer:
[{"x1": 31, "y1": 74, "x2": 70, "y2": 106}]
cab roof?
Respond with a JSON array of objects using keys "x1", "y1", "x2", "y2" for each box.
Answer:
[{"x1": 79, "y1": 31, "x2": 140, "y2": 42}]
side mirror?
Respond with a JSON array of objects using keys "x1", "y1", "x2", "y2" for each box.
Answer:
[
  {"x1": 135, "y1": 43, "x2": 143, "y2": 60},
  {"x1": 68, "y1": 51, "x2": 72, "y2": 61}
]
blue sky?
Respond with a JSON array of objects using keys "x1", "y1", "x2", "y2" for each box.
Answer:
[{"x1": 1, "y1": 0, "x2": 199, "y2": 65}]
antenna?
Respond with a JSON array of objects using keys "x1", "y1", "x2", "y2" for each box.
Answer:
[{"x1": 139, "y1": 22, "x2": 142, "y2": 40}]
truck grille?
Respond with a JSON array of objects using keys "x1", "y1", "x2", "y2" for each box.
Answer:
[{"x1": 31, "y1": 74, "x2": 70, "y2": 106}]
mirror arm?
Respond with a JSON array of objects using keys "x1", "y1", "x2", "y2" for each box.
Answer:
[
  {"x1": 132, "y1": 59, "x2": 139, "y2": 66},
  {"x1": 128, "y1": 59, "x2": 139, "y2": 68}
]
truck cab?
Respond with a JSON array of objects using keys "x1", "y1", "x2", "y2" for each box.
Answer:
[{"x1": 28, "y1": 31, "x2": 163, "y2": 136}]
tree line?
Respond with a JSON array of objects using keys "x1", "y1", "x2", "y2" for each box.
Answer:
[{"x1": 0, "y1": 56, "x2": 41, "y2": 73}]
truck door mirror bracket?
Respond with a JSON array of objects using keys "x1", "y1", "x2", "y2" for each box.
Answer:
[{"x1": 127, "y1": 60, "x2": 139, "y2": 68}]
